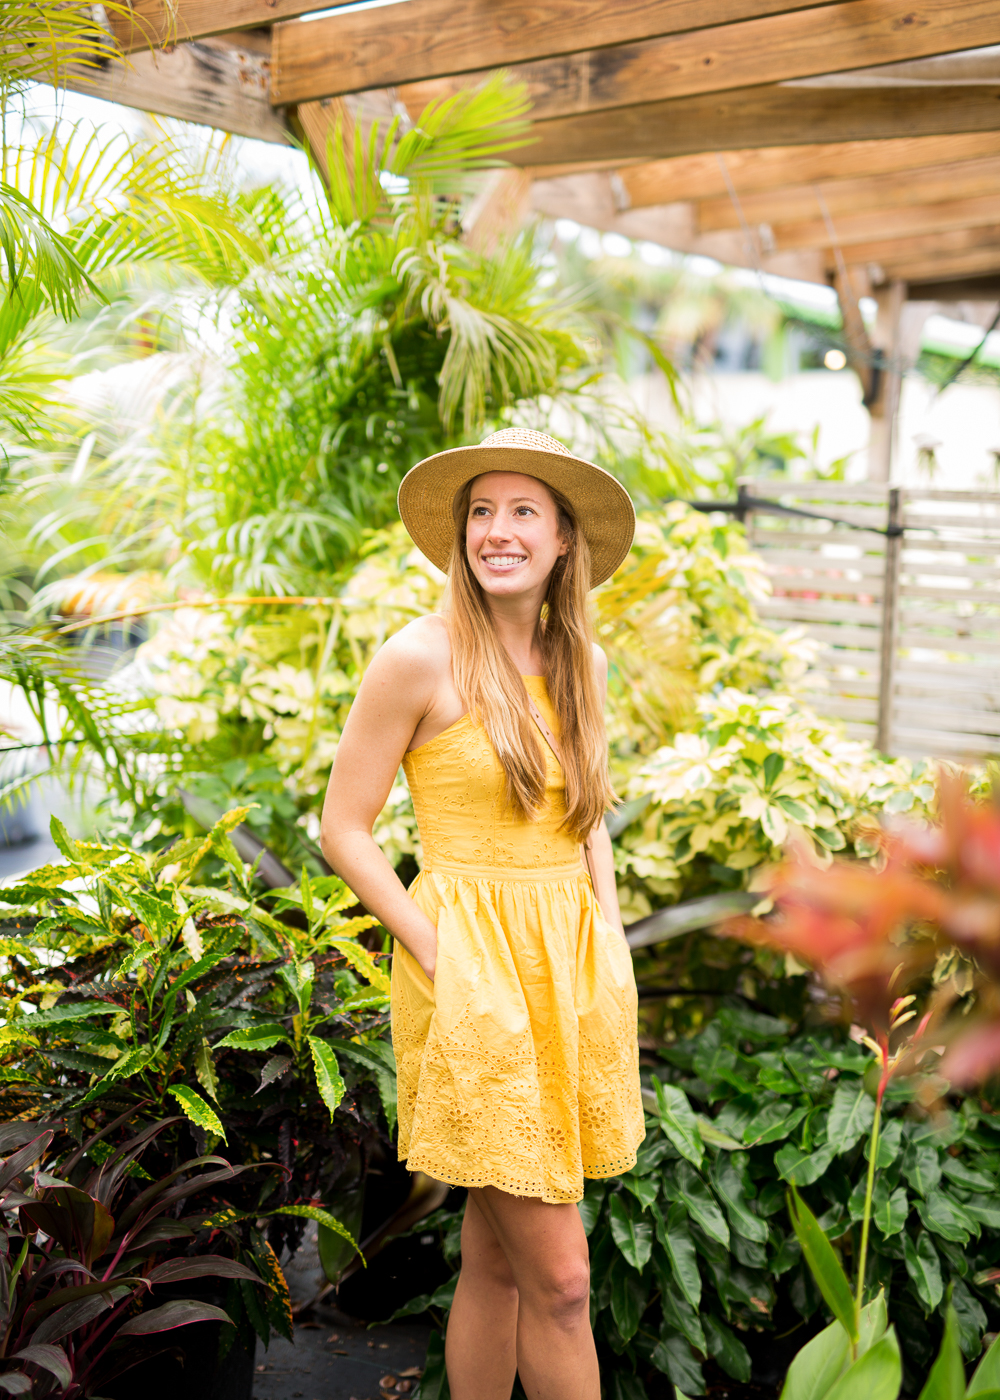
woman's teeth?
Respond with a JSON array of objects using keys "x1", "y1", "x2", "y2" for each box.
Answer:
[{"x1": 484, "y1": 555, "x2": 526, "y2": 569}]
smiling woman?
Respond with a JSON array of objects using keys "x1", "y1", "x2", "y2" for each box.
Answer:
[{"x1": 319, "y1": 427, "x2": 643, "y2": 1400}]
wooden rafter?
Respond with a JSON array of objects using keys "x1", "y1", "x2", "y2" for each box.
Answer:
[
  {"x1": 273, "y1": 0, "x2": 1000, "y2": 109},
  {"x1": 771, "y1": 193, "x2": 1000, "y2": 253},
  {"x1": 879, "y1": 248, "x2": 1000, "y2": 282},
  {"x1": 59, "y1": 35, "x2": 290, "y2": 144},
  {"x1": 841, "y1": 223, "x2": 1000, "y2": 272},
  {"x1": 696, "y1": 157, "x2": 1000, "y2": 233},
  {"x1": 107, "y1": 0, "x2": 334, "y2": 51},
  {"x1": 619, "y1": 134, "x2": 1000, "y2": 209},
  {"x1": 513, "y1": 83, "x2": 1000, "y2": 167},
  {"x1": 270, "y1": 0, "x2": 833, "y2": 102}
]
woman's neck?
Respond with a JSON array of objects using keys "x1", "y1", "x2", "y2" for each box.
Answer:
[{"x1": 485, "y1": 593, "x2": 545, "y2": 676}]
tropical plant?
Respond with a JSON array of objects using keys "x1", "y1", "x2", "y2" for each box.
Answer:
[
  {"x1": 715, "y1": 775, "x2": 1000, "y2": 1397},
  {"x1": 0, "y1": 806, "x2": 399, "y2": 1344},
  {"x1": 396, "y1": 1004, "x2": 1000, "y2": 1398},
  {"x1": 614, "y1": 686, "x2": 936, "y2": 926},
  {"x1": 0, "y1": 1115, "x2": 267, "y2": 1398}
]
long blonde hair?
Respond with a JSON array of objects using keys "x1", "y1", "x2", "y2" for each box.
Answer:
[{"x1": 443, "y1": 476, "x2": 615, "y2": 841}]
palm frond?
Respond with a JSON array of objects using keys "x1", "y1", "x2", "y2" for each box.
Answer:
[{"x1": 0, "y1": 181, "x2": 101, "y2": 315}]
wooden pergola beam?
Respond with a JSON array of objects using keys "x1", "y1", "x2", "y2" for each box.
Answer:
[
  {"x1": 839, "y1": 222, "x2": 1000, "y2": 272},
  {"x1": 772, "y1": 193, "x2": 1000, "y2": 252},
  {"x1": 515, "y1": 83, "x2": 1000, "y2": 167},
  {"x1": 274, "y1": 0, "x2": 1000, "y2": 110},
  {"x1": 271, "y1": 0, "x2": 832, "y2": 103},
  {"x1": 619, "y1": 134, "x2": 1000, "y2": 209},
  {"x1": 696, "y1": 155, "x2": 1000, "y2": 233},
  {"x1": 879, "y1": 248, "x2": 1000, "y2": 282},
  {"x1": 56, "y1": 35, "x2": 290, "y2": 144},
  {"x1": 107, "y1": 0, "x2": 336, "y2": 52}
]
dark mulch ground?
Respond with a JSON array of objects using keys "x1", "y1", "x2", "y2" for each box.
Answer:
[{"x1": 254, "y1": 1307, "x2": 430, "y2": 1400}]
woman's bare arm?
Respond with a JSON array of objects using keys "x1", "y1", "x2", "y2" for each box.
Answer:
[{"x1": 320, "y1": 623, "x2": 446, "y2": 982}]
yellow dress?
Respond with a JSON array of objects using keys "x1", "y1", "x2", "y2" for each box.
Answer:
[{"x1": 390, "y1": 674, "x2": 645, "y2": 1204}]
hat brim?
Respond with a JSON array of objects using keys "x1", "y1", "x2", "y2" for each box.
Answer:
[{"x1": 397, "y1": 444, "x2": 635, "y2": 588}]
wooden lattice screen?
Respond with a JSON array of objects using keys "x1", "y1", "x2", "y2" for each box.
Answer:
[{"x1": 740, "y1": 480, "x2": 1000, "y2": 760}]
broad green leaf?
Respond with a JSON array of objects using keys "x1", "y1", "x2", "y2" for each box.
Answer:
[
  {"x1": 609, "y1": 1255, "x2": 647, "y2": 1342},
  {"x1": 703, "y1": 1315, "x2": 751, "y2": 1383},
  {"x1": 788, "y1": 1187, "x2": 857, "y2": 1344},
  {"x1": 901, "y1": 1142, "x2": 942, "y2": 1197},
  {"x1": 653, "y1": 1080, "x2": 703, "y2": 1167},
  {"x1": 872, "y1": 1184, "x2": 908, "y2": 1237},
  {"x1": 712, "y1": 1157, "x2": 768, "y2": 1244},
  {"x1": 917, "y1": 1306, "x2": 964, "y2": 1400},
  {"x1": 328, "y1": 1039, "x2": 397, "y2": 1134},
  {"x1": 858, "y1": 1291, "x2": 889, "y2": 1356},
  {"x1": 826, "y1": 1082, "x2": 875, "y2": 1155},
  {"x1": 775, "y1": 1142, "x2": 836, "y2": 1187},
  {"x1": 578, "y1": 1182, "x2": 606, "y2": 1237},
  {"x1": 915, "y1": 1191, "x2": 975, "y2": 1244},
  {"x1": 654, "y1": 1202, "x2": 701, "y2": 1310},
  {"x1": 676, "y1": 1163, "x2": 729, "y2": 1248},
  {"x1": 659, "y1": 1278, "x2": 706, "y2": 1353},
  {"x1": 962, "y1": 1195, "x2": 1000, "y2": 1230},
  {"x1": 903, "y1": 1230, "x2": 943, "y2": 1313},
  {"x1": 969, "y1": 1329, "x2": 1000, "y2": 1395},
  {"x1": 693, "y1": 1027, "x2": 738, "y2": 1092},
  {"x1": 823, "y1": 1331, "x2": 901, "y2": 1400},
  {"x1": 621, "y1": 1173, "x2": 659, "y2": 1210},
  {"x1": 194, "y1": 1039, "x2": 219, "y2": 1102},
  {"x1": 215, "y1": 1024, "x2": 290, "y2": 1052},
  {"x1": 779, "y1": 1318, "x2": 850, "y2": 1400},
  {"x1": 696, "y1": 1117, "x2": 745, "y2": 1151},
  {"x1": 308, "y1": 1036, "x2": 346, "y2": 1118},
  {"x1": 865, "y1": 1118, "x2": 903, "y2": 1168},
  {"x1": 952, "y1": 1278, "x2": 988, "y2": 1362},
  {"x1": 612, "y1": 1373, "x2": 652, "y2": 1400},
  {"x1": 81, "y1": 1045, "x2": 152, "y2": 1102},
  {"x1": 416, "y1": 1332, "x2": 448, "y2": 1400},
  {"x1": 609, "y1": 1192, "x2": 653, "y2": 1272},
  {"x1": 651, "y1": 1332, "x2": 704, "y2": 1396},
  {"x1": 744, "y1": 1102, "x2": 808, "y2": 1147},
  {"x1": 168, "y1": 1086, "x2": 226, "y2": 1144},
  {"x1": 340, "y1": 989, "x2": 390, "y2": 1012},
  {"x1": 940, "y1": 1157, "x2": 995, "y2": 1193},
  {"x1": 326, "y1": 936, "x2": 390, "y2": 993}
]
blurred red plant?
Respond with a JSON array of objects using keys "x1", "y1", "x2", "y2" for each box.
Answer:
[{"x1": 722, "y1": 772, "x2": 1000, "y2": 1088}]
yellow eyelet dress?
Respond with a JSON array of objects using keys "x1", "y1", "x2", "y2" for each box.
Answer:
[{"x1": 390, "y1": 675, "x2": 645, "y2": 1204}]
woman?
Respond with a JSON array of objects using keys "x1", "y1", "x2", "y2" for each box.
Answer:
[{"x1": 321, "y1": 427, "x2": 645, "y2": 1400}]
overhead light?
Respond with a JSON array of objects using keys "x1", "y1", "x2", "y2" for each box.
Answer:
[{"x1": 824, "y1": 348, "x2": 847, "y2": 370}]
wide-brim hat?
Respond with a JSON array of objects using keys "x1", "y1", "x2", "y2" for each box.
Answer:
[{"x1": 397, "y1": 427, "x2": 635, "y2": 588}]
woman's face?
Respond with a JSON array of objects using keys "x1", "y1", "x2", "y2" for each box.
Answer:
[{"x1": 464, "y1": 471, "x2": 568, "y2": 600}]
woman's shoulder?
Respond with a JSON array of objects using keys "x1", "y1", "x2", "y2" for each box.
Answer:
[{"x1": 373, "y1": 614, "x2": 452, "y2": 684}]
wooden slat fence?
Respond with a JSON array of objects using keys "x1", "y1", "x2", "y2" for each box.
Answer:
[{"x1": 740, "y1": 479, "x2": 1000, "y2": 759}]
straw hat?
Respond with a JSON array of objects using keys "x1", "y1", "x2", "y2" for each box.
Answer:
[{"x1": 397, "y1": 427, "x2": 635, "y2": 588}]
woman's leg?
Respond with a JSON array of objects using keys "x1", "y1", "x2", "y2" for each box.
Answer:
[
  {"x1": 468, "y1": 1185, "x2": 599, "y2": 1400},
  {"x1": 446, "y1": 1192, "x2": 519, "y2": 1400}
]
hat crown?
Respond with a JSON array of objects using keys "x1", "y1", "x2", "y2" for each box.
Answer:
[{"x1": 479, "y1": 427, "x2": 573, "y2": 457}]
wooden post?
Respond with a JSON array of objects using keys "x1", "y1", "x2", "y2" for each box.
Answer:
[
  {"x1": 876, "y1": 486, "x2": 903, "y2": 754},
  {"x1": 867, "y1": 281, "x2": 907, "y2": 483}
]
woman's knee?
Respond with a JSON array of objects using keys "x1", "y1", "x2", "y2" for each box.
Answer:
[{"x1": 526, "y1": 1258, "x2": 591, "y2": 1327}]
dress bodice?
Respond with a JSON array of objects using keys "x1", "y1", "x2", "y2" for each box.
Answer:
[{"x1": 402, "y1": 674, "x2": 584, "y2": 878}]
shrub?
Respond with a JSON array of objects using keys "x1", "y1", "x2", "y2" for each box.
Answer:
[
  {"x1": 403, "y1": 1007, "x2": 1000, "y2": 1396},
  {"x1": 0, "y1": 809, "x2": 395, "y2": 1350}
]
